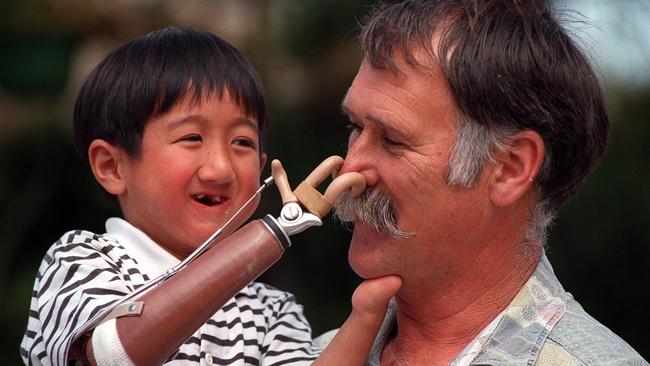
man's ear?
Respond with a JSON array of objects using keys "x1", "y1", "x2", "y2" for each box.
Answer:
[
  {"x1": 489, "y1": 130, "x2": 544, "y2": 207},
  {"x1": 88, "y1": 139, "x2": 127, "y2": 195}
]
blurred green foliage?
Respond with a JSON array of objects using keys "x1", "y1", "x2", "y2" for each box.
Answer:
[{"x1": 0, "y1": 1, "x2": 648, "y2": 364}]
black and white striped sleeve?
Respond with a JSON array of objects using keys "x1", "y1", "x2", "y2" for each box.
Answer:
[
  {"x1": 258, "y1": 285, "x2": 321, "y2": 366},
  {"x1": 20, "y1": 230, "x2": 140, "y2": 365}
]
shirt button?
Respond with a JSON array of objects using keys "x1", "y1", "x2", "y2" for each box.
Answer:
[{"x1": 204, "y1": 352, "x2": 213, "y2": 365}]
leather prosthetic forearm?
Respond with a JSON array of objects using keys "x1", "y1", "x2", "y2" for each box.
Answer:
[
  {"x1": 92, "y1": 219, "x2": 286, "y2": 366},
  {"x1": 82, "y1": 156, "x2": 365, "y2": 366}
]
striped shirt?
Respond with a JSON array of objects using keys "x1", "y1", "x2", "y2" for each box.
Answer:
[{"x1": 21, "y1": 217, "x2": 321, "y2": 365}]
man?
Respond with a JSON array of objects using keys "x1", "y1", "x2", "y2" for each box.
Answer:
[{"x1": 333, "y1": 0, "x2": 647, "y2": 365}]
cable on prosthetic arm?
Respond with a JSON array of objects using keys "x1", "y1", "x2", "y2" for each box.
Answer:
[{"x1": 72, "y1": 156, "x2": 365, "y2": 365}]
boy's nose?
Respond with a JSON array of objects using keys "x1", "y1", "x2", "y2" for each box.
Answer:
[{"x1": 197, "y1": 152, "x2": 236, "y2": 184}]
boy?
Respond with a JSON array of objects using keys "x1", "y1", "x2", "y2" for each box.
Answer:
[{"x1": 20, "y1": 27, "x2": 398, "y2": 365}]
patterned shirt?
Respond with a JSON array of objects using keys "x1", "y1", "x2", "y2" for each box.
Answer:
[
  {"x1": 20, "y1": 218, "x2": 321, "y2": 365},
  {"x1": 366, "y1": 253, "x2": 647, "y2": 365}
]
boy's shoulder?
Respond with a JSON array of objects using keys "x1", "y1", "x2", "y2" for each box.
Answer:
[
  {"x1": 240, "y1": 281, "x2": 309, "y2": 315},
  {"x1": 46, "y1": 228, "x2": 131, "y2": 255},
  {"x1": 243, "y1": 281, "x2": 296, "y2": 303},
  {"x1": 41, "y1": 228, "x2": 141, "y2": 276},
  {"x1": 49, "y1": 229, "x2": 119, "y2": 252}
]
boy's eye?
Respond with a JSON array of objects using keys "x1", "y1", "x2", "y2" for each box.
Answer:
[
  {"x1": 180, "y1": 134, "x2": 202, "y2": 143},
  {"x1": 233, "y1": 137, "x2": 257, "y2": 149}
]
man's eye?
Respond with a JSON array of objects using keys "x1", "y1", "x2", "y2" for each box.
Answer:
[
  {"x1": 383, "y1": 137, "x2": 403, "y2": 147},
  {"x1": 346, "y1": 123, "x2": 362, "y2": 134}
]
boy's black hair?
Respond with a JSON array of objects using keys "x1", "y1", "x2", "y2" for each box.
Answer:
[{"x1": 74, "y1": 26, "x2": 268, "y2": 162}]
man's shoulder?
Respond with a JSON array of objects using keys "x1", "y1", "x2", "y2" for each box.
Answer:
[{"x1": 540, "y1": 305, "x2": 647, "y2": 365}]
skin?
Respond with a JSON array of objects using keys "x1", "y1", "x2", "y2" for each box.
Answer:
[
  {"x1": 86, "y1": 89, "x2": 401, "y2": 365},
  {"x1": 314, "y1": 275, "x2": 403, "y2": 366},
  {"x1": 338, "y1": 53, "x2": 545, "y2": 365},
  {"x1": 90, "y1": 91, "x2": 266, "y2": 259}
]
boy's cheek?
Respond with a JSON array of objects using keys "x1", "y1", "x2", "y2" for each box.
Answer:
[{"x1": 236, "y1": 157, "x2": 265, "y2": 184}]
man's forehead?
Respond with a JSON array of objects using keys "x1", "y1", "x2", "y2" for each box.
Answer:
[
  {"x1": 341, "y1": 51, "x2": 460, "y2": 138},
  {"x1": 341, "y1": 59, "x2": 409, "y2": 109},
  {"x1": 343, "y1": 54, "x2": 451, "y2": 108}
]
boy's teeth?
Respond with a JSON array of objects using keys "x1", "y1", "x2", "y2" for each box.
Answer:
[{"x1": 196, "y1": 195, "x2": 224, "y2": 203}]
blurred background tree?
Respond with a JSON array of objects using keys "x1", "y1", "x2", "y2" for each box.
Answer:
[{"x1": 0, "y1": 0, "x2": 648, "y2": 363}]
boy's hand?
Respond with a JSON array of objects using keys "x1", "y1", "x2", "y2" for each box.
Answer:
[
  {"x1": 351, "y1": 275, "x2": 402, "y2": 322},
  {"x1": 314, "y1": 275, "x2": 402, "y2": 366}
]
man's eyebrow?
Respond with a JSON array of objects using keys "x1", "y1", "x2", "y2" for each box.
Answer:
[
  {"x1": 366, "y1": 115, "x2": 411, "y2": 141},
  {"x1": 340, "y1": 103, "x2": 354, "y2": 118},
  {"x1": 341, "y1": 104, "x2": 410, "y2": 141}
]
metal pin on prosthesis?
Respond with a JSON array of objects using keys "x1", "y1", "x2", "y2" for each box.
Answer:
[
  {"x1": 271, "y1": 156, "x2": 366, "y2": 235},
  {"x1": 271, "y1": 159, "x2": 321, "y2": 236}
]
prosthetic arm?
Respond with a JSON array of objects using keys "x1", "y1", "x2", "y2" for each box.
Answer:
[{"x1": 71, "y1": 156, "x2": 366, "y2": 365}]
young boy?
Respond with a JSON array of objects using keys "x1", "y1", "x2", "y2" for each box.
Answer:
[{"x1": 20, "y1": 26, "x2": 398, "y2": 365}]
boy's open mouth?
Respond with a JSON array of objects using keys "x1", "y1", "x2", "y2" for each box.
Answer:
[{"x1": 192, "y1": 194, "x2": 226, "y2": 207}]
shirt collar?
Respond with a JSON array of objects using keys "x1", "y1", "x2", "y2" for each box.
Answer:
[
  {"x1": 453, "y1": 252, "x2": 566, "y2": 365},
  {"x1": 367, "y1": 252, "x2": 567, "y2": 366},
  {"x1": 105, "y1": 217, "x2": 180, "y2": 278}
]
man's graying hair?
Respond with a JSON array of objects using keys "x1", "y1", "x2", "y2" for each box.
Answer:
[{"x1": 360, "y1": 0, "x2": 609, "y2": 244}]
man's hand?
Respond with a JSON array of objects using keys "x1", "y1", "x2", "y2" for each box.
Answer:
[{"x1": 314, "y1": 275, "x2": 402, "y2": 365}]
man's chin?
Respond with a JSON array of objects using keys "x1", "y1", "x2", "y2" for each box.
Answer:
[
  {"x1": 348, "y1": 222, "x2": 390, "y2": 279},
  {"x1": 348, "y1": 254, "x2": 378, "y2": 279}
]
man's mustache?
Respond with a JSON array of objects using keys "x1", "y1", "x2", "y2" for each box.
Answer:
[{"x1": 332, "y1": 187, "x2": 414, "y2": 238}]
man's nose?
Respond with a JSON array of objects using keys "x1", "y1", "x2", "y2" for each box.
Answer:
[
  {"x1": 338, "y1": 136, "x2": 379, "y2": 186},
  {"x1": 197, "y1": 149, "x2": 236, "y2": 184}
]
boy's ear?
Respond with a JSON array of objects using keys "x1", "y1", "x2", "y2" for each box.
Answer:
[
  {"x1": 489, "y1": 130, "x2": 544, "y2": 207},
  {"x1": 88, "y1": 139, "x2": 127, "y2": 195},
  {"x1": 259, "y1": 152, "x2": 267, "y2": 171}
]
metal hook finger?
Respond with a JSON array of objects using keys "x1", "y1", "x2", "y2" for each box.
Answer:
[
  {"x1": 303, "y1": 156, "x2": 344, "y2": 188},
  {"x1": 271, "y1": 159, "x2": 297, "y2": 204},
  {"x1": 323, "y1": 172, "x2": 366, "y2": 203},
  {"x1": 293, "y1": 156, "x2": 366, "y2": 218}
]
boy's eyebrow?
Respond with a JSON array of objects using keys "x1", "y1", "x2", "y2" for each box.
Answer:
[
  {"x1": 166, "y1": 114, "x2": 259, "y2": 130},
  {"x1": 235, "y1": 117, "x2": 260, "y2": 130}
]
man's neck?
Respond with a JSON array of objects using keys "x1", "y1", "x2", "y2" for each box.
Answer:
[{"x1": 381, "y1": 240, "x2": 542, "y2": 366}]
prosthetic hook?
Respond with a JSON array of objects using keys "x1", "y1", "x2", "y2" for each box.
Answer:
[
  {"x1": 271, "y1": 155, "x2": 366, "y2": 236},
  {"x1": 72, "y1": 156, "x2": 365, "y2": 342}
]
